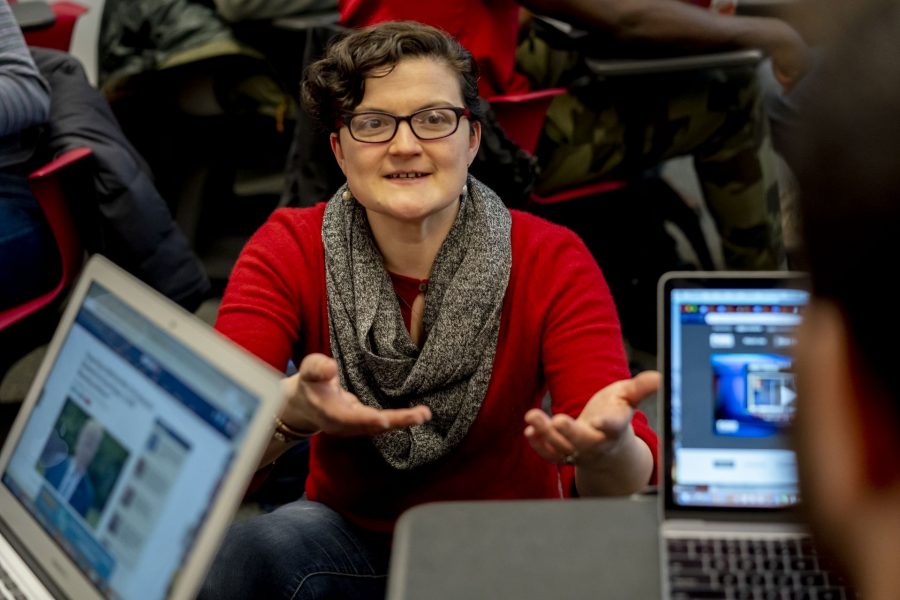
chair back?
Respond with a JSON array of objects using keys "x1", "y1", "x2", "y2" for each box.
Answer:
[
  {"x1": 486, "y1": 88, "x2": 565, "y2": 156},
  {"x1": 487, "y1": 87, "x2": 627, "y2": 204},
  {"x1": 21, "y1": 1, "x2": 88, "y2": 52},
  {"x1": 0, "y1": 147, "x2": 92, "y2": 331}
]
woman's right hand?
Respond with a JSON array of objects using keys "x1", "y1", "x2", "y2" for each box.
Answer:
[{"x1": 280, "y1": 353, "x2": 432, "y2": 437}]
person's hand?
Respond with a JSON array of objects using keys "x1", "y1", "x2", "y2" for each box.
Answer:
[
  {"x1": 764, "y1": 20, "x2": 810, "y2": 92},
  {"x1": 523, "y1": 371, "x2": 660, "y2": 468},
  {"x1": 280, "y1": 353, "x2": 431, "y2": 437}
]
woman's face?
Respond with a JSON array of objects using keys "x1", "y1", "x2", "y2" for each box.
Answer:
[{"x1": 330, "y1": 57, "x2": 481, "y2": 230}]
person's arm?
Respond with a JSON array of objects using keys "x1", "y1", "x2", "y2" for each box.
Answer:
[
  {"x1": 0, "y1": 0, "x2": 50, "y2": 137},
  {"x1": 518, "y1": 221, "x2": 658, "y2": 496},
  {"x1": 520, "y1": 0, "x2": 808, "y2": 88}
]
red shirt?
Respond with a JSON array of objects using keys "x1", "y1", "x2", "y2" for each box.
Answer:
[
  {"x1": 388, "y1": 271, "x2": 427, "y2": 331},
  {"x1": 339, "y1": 0, "x2": 532, "y2": 97},
  {"x1": 216, "y1": 204, "x2": 658, "y2": 532}
]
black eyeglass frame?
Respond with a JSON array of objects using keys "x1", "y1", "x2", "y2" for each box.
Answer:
[{"x1": 338, "y1": 106, "x2": 473, "y2": 143}]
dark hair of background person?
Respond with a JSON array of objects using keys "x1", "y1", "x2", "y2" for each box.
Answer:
[
  {"x1": 301, "y1": 21, "x2": 484, "y2": 134},
  {"x1": 790, "y1": 0, "x2": 900, "y2": 410}
]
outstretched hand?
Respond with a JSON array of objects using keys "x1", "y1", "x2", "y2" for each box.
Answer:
[
  {"x1": 523, "y1": 371, "x2": 660, "y2": 468},
  {"x1": 281, "y1": 353, "x2": 432, "y2": 437}
]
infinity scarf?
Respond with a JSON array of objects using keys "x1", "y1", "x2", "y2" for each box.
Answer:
[{"x1": 322, "y1": 176, "x2": 512, "y2": 469}]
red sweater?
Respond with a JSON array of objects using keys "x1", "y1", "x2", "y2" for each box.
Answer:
[
  {"x1": 216, "y1": 204, "x2": 658, "y2": 532},
  {"x1": 339, "y1": 0, "x2": 531, "y2": 98}
]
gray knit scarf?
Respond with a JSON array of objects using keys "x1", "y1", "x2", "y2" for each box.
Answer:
[{"x1": 322, "y1": 176, "x2": 512, "y2": 470}]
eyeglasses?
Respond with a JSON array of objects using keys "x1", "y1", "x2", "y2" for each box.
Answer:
[{"x1": 340, "y1": 106, "x2": 471, "y2": 143}]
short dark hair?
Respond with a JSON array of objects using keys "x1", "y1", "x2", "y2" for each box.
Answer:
[
  {"x1": 792, "y1": 0, "x2": 900, "y2": 403},
  {"x1": 301, "y1": 21, "x2": 483, "y2": 133}
]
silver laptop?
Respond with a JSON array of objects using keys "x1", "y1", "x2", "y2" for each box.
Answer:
[
  {"x1": 0, "y1": 255, "x2": 283, "y2": 600},
  {"x1": 659, "y1": 272, "x2": 854, "y2": 599}
]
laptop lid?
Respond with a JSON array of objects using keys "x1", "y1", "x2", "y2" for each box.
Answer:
[
  {"x1": 658, "y1": 272, "x2": 810, "y2": 524},
  {"x1": 387, "y1": 497, "x2": 660, "y2": 600},
  {"x1": 0, "y1": 255, "x2": 283, "y2": 600}
]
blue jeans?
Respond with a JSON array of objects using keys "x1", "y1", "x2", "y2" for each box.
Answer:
[
  {"x1": 0, "y1": 170, "x2": 58, "y2": 312},
  {"x1": 199, "y1": 500, "x2": 391, "y2": 600}
]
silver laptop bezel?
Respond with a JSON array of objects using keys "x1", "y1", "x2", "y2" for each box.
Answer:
[
  {"x1": 657, "y1": 271, "x2": 809, "y2": 525},
  {"x1": 0, "y1": 254, "x2": 284, "y2": 600}
]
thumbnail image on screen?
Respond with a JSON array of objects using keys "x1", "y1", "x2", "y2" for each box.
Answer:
[
  {"x1": 35, "y1": 399, "x2": 129, "y2": 528},
  {"x1": 711, "y1": 353, "x2": 796, "y2": 438}
]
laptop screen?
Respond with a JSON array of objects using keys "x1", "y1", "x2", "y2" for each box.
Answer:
[
  {"x1": 663, "y1": 275, "x2": 809, "y2": 512},
  {"x1": 2, "y1": 282, "x2": 261, "y2": 600}
]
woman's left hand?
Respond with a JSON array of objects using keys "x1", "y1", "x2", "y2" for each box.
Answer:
[{"x1": 524, "y1": 371, "x2": 660, "y2": 472}]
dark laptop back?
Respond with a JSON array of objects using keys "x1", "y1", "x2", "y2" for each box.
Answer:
[{"x1": 387, "y1": 498, "x2": 660, "y2": 600}]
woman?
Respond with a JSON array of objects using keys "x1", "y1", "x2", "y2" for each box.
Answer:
[{"x1": 201, "y1": 21, "x2": 659, "y2": 599}]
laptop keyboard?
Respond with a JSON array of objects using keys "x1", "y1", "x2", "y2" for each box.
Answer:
[
  {"x1": 0, "y1": 563, "x2": 26, "y2": 600},
  {"x1": 666, "y1": 536, "x2": 856, "y2": 599}
]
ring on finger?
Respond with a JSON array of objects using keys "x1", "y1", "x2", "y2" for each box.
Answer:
[{"x1": 562, "y1": 451, "x2": 579, "y2": 465}]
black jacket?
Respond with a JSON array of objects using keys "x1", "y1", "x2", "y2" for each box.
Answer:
[{"x1": 31, "y1": 48, "x2": 209, "y2": 311}]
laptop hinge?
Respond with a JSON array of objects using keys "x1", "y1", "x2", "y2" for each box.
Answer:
[
  {"x1": 0, "y1": 517, "x2": 68, "y2": 599},
  {"x1": 662, "y1": 520, "x2": 808, "y2": 537}
]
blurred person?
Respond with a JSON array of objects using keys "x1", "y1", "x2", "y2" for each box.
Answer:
[
  {"x1": 790, "y1": 2, "x2": 900, "y2": 599},
  {"x1": 97, "y1": 0, "x2": 341, "y2": 272},
  {"x1": 2, "y1": 0, "x2": 209, "y2": 384},
  {"x1": 0, "y1": 0, "x2": 56, "y2": 312},
  {"x1": 28, "y1": 46, "x2": 211, "y2": 311},
  {"x1": 200, "y1": 22, "x2": 659, "y2": 599},
  {"x1": 44, "y1": 419, "x2": 104, "y2": 518},
  {"x1": 760, "y1": 0, "x2": 875, "y2": 158},
  {"x1": 99, "y1": 0, "x2": 337, "y2": 92},
  {"x1": 343, "y1": 0, "x2": 808, "y2": 98},
  {"x1": 341, "y1": 0, "x2": 813, "y2": 269}
]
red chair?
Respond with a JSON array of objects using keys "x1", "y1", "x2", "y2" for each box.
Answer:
[
  {"x1": 12, "y1": 0, "x2": 88, "y2": 52},
  {"x1": 486, "y1": 88, "x2": 628, "y2": 206},
  {"x1": 485, "y1": 88, "x2": 562, "y2": 156},
  {"x1": 0, "y1": 147, "x2": 92, "y2": 332}
]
